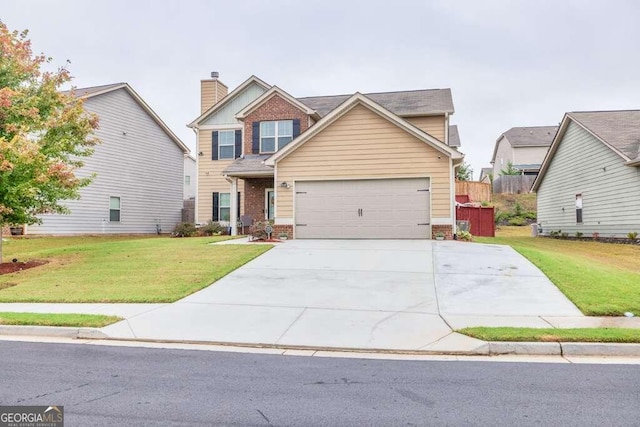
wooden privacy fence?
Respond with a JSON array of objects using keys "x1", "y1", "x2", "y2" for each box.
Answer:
[
  {"x1": 493, "y1": 175, "x2": 537, "y2": 194},
  {"x1": 456, "y1": 206, "x2": 495, "y2": 237},
  {"x1": 182, "y1": 199, "x2": 195, "y2": 223},
  {"x1": 455, "y1": 180, "x2": 491, "y2": 202}
]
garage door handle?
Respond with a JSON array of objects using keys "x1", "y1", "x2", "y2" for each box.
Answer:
[
  {"x1": 357, "y1": 208, "x2": 363, "y2": 217},
  {"x1": 296, "y1": 224, "x2": 307, "y2": 227},
  {"x1": 417, "y1": 223, "x2": 430, "y2": 226}
]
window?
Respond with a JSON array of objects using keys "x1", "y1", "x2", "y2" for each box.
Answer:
[
  {"x1": 218, "y1": 130, "x2": 235, "y2": 159},
  {"x1": 260, "y1": 120, "x2": 293, "y2": 153},
  {"x1": 219, "y1": 193, "x2": 230, "y2": 222},
  {"x1": 184, "y1": 175, "x2": 191, "y2": 185},
  {"x1": 109, "y1": 196, "x2": 121, "y2": 222},
  {"x1": 576, "y1": 194, "x2": 583, "y2": 223}
]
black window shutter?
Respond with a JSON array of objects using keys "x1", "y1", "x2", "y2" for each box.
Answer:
[
  {"x1": 293, "y1": 119, "x2": 301, "y2": 138},
  {"x1": 237, "y1": 192, "x2": 241, "y2": 218},
  {"x1": 234, "y1": 130, "x2": 242, "y2": 159},
  {"x1": 252, "y1": 122, "x2": 260, "y2": 154},
  {"x1": 211, "y1": 131, "x2": 219, "y2": 160},
  {"x1": 212, "y1": 192, "x2": 219, "y2": 221}
]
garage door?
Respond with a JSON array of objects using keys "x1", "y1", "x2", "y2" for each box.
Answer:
[{"x1": 295, "y1": 178, "x2": 430, "y2": 239}]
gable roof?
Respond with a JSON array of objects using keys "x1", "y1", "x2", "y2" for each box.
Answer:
[
  {"x1": 448, "y1": 125, "x2": 461, "y2": 147},
  {"x1": 532, "y1": 110, "x2": 640, "y2": 191},
  {"x1": 298, "y1": 88, "x2": 454, "y2": 117},
  {"x1": 568, "y1": 111, "x2": 640, "y2": 161},
  {"x1": 235, "y1": 86, "x2": 320, "y2": 120},
  {"x1": 265, "y1": 93, "x2": 463, "y2": 166},
  {"x1": 479, "y1": 167, "x2": 493, "y2": 179},
  {"x1": 491, "y1": 125, "x2": 557, "y2": 164},
  {"x1": 68, "y1": 83, "x2": 189, "y2": 153},
  {"x1": 188, "y1": 75, "x2": 270, "y2": 127}
]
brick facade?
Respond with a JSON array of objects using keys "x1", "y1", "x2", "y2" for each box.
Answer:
[
  {"x1": 243, "y1": 178, "x2": 273, "y2": 222},
  {"x1": 432, "y1": 224, "x2": 454, "y2": 240},
  {"x1": 243, "y1": 94, "x2": 310, "y2": 155},
  {"x1": 273, "y1": 224, "x2": 293, "y2": 239}
]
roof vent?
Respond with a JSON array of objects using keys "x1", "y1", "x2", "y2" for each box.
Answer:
[{"x1": 211, "y1": 71, "x2": 219, "y2": 79}]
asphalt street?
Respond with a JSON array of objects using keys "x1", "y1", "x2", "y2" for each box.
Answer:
[{"x1": 1, "y1": 341, "x2": 639, "y2": 426}]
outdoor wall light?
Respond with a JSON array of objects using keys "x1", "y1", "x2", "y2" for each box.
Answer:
[
  {"x1": 280, "y1": 181, "x2": 291, "y2": 189},
  {"x1": 198, "y1": 151, "x2": 204, "y2": 156}
]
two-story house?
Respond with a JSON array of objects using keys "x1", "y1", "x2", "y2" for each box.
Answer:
[
  {"x1": 188, "y1": 74, "x2": 464, "y2": 239},
  {"x1": 490, "y1": 126, "x2": 558, "y2": 178}
]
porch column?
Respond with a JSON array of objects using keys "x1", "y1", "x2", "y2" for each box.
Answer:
[{"x1": 230, "y1": 177, "x2": 239, "y2": 236}]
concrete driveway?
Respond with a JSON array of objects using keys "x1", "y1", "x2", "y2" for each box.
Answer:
[{"x1": 101, "y1": 239, "x2": 582, "y2": 351}]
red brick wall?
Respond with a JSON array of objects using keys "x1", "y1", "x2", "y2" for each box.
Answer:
[
  {"x1": 243, "y1": 178, "x2": 274, "y2": 222},
  {"x1": 432, "y1": 225, "x2": 453, "y2": 240},
  {"x1": 273, "y1": 225, "x2": 293, "y2": 239},
  {"x1": 244, "y1": 94, "x2": 310, "y2": 155}
]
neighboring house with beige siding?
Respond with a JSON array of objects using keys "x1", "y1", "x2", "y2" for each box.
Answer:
[
  {"x1": 29, "y1": 83, "x2": 189, "y2": 235},
  {"x1": 490, "y1": 126, "x2": 558, "y2": 178},
  {"x1": 532, "y1": 110, "x2": 640, "y2": 238},
  {"x1": 188, "y1": 74, "x2": 464, "y2": 239}
]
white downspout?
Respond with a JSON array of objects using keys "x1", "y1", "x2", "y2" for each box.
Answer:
[
  {"x1": 192, "y1": 127, "x2": 199, "y2": 224},
  {"x1": 225, "y1": 175, "x2": 239, "y2": 236}
]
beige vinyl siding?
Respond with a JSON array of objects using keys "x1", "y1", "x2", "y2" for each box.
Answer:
[
  {"x1": 30, "y1": 88, "x2": 184, "y2": 234},
  {"x1": 196, "y1": 130, "x2": 244, "y2": 223},
  {"x1": 276, "y1": 104, "x2": 451, "y2": 219},
  {"x1": 537, "y1": 121, "x2": 640, "y2": 237},
  {"x1": 201, "y1": 80, "x2": 228, "y2": 114},
  {"x1": 405, "y1": 115, "x2": 446, "y2": 141},
  {"x1": 513, "y1": 146, "x2": 550, "y2": 166}
]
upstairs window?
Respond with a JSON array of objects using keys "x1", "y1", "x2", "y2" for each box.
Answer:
[
  {"x1": 260, "y1": 120, "x2": 293, "y2": 153},
  {"x1": 218, "y1": 130, "x2": 235, "y2": 159}
]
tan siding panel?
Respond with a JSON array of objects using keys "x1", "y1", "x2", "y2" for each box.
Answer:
[
  {"x1": 276, "y1": 104, "x2": 451, "y2": 219},
  {"x1": 406, "y1": 116, "x2": 446, "y2": 141}
]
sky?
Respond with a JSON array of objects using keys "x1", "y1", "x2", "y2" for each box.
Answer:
[{"x1": 3, "y1": 0, "x2": 640, "y2": 179}]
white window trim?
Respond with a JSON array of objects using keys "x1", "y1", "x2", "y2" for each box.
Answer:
[
  {"x1": 218, "y1": 130, "x2": 235, "y2": 160},
  {"x1": 109, "y1": 196, "x2": 121, "y2": 222},
  {"x1": 260, "y1": 120, "x2": 293, "y2": 154}
]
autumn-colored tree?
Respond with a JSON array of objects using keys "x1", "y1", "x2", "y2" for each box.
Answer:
[{"x1": 0, "y1": 22, "x2": 99, "y2": 262}]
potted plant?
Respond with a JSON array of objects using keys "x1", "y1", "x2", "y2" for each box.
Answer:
[
  {"x1": 278, "y1": 232, "x2": 289, "y2": 240},
  {"x1": 435, "y1": 232, "x2": 445, "y2": 241}
]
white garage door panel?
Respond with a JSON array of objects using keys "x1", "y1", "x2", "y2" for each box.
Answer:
[{"x1": 295, "y1": 178, "x2": 430, "y2": 239}]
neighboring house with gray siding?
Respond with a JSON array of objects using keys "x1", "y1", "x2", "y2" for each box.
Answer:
[
  {"x1": 184, "y1": 155, "x2": 196, "y2": 200},
  {"x1": 532, "y1": 110, "x2": 640, "y2": 238},
  {"x1": 29, "y1": 83, "x2": 189, "y2": 235},
  {"x1": 490, "y1": 126, "x2": 558, "y2": 177}
]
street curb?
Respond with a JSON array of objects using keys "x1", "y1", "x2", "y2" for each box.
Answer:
[
  {"x1": 2, "y1": 326, "x2": 640, "y2": 357},
  {"x1": 0, "y1": 325, "x2": 108, "y2": 339}
]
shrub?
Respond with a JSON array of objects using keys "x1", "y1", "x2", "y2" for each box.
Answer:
[
  {"x1": 561, "y1": 232, "x2": 569, "y2": 239},
  {"x1": 523, "y1": 211, "x2": 537, "y2": 220},
  {"x1": 549, "y1": 230, "x2": 560, "y2": 238},
  {"x1": 172, "y1": 222, "x2": 197, "y2": 238},
  {"x1": 508, "y1": 216, "x2": 527, "y2": 226},
  {"x1": 575, "y1": 231, "x2": 584, "y2": 239},
  {"x1": 457, "y1": 230, "x2": 473, "y2": 242},
  {"x1": 514, "y1": 202, "x2": 523, "y2": 216},
  {"x1": 251, "y1": 221, "x2": 274, "y2": 240},
  {"x1": 481, "y1": 201, "x2": 491, "y2": 207},
  {"x1": 628, "y1": 231, "x2": 638, "y2": 242},
  {"x1": 199, "y1": 220, "x2": 225, "y2": 236}
]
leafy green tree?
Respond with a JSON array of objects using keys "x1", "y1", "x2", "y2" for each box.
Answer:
[
  {"x1": 456, "y1": 161, "x2": 473, "y2": 181},
  {"x1": 500, "y1": 161, "x2": 521, "y2": 176},
  {"x1": 0, "y1": 22, "x2": 99, "y2": 261}
]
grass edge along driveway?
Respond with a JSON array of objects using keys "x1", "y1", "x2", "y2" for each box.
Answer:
[
  {"x1": 0, "y1": 236, "x2": 271, "y2": 303},
  {"x1": 459, "y1": 326, "x2": 640, "y2": 344},
  {"x1": 0, "y1": 312, "x2": 122, "y2": 328},
  {"x1": 475, "y1": 227, "x2": 640, "y2": 316}
]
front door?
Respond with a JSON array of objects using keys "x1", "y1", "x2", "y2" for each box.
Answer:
[{"x1": 266, "y1": 189, "x2": 275, "y2": 220}]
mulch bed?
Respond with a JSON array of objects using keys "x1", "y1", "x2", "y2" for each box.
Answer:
[
  {"x1": 249, "y1": 238, "x2": 283, "y2": 243},
  {"x1": 0, "y1": 260, "x2": 48, "y2": 275}
]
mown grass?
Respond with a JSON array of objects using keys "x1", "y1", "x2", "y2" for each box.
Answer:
[
  {"x1": 0, "y1": 236, "x2": 271, "y2": 303},
  {"x1": 476, "y1": 227, "x2": 640, "y2": 316},
  {"x1": 0, "y1": 312, "x2": 122, "y2": 327},
  {"x1": 459, "y1": 326, "x2": 640, "y2": 343}
]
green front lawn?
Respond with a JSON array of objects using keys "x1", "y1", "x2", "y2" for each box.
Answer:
[
  {"x1": 0, "y1": 236, "x2": 271, "y2": 303},
  {"x1": 476, "y1": 227, "x2": 640, "y2": 316},
  {"x1": 0, "y1": 312, "x2": 122, "y2": 327},
  {"x1": 459, "y1": 326, "x2": 640, "y2": 343}
]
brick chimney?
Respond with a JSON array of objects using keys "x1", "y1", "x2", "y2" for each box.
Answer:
[{"x1": 201, "y1": 72, "x2": 228, "y2": 113}]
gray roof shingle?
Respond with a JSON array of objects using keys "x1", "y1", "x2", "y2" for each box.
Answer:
[
  {"x1": 568, "y1": 110, "x2": 640, "y2": 160},
  {"x1": 502, "y1": 126, "x2": 558, "y2": 147},
  {"x1": 298, "y1": 88, "x2": 454, "y2": 117},
  {"x1": 448, "y1": 125, "x2": 461, "y2": 147},
  {"x1": 222, "y1": 154, "x2": 274, "y2": 176},
  {"x1": 62, "y1": 83, "x2": 125, "y2": 98}
]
